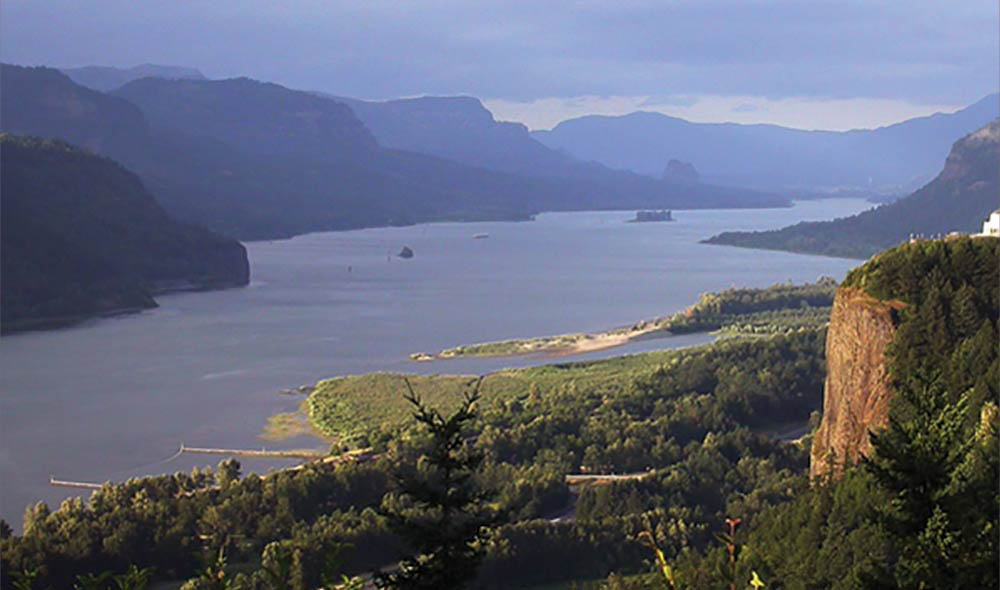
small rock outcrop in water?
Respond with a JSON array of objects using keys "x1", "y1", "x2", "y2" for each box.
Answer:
[
  {"x1": 397, "y1": 246, "x2": 414, "y2": 259},
  {"x1": 809, "y1": 287, "x2": 902, "y2": 479}
]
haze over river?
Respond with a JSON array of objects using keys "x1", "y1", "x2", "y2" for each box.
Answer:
[{"x1": 0, "y1": 199, "x2": 872, "y2": 527}]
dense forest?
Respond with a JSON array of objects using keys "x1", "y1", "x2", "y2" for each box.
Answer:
[
  {"x1": 660, "y1": 278, "x2": 837, "y2": 335},
  {"x1": 696, "y1": 236, "x2": 1000, "y2": 590},
  {"x1": 703, "y1": 120, "x2": 1000, "y2": 259}
]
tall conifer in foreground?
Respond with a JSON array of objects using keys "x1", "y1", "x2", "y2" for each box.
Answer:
[{"x1": 375, "y1": 380, "x2": 502, "y2": 590}]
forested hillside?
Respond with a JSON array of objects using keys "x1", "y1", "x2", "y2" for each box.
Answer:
[
  {"x1": 704, "y1": 120, "x2": 1000, "y2": 258},
  {"x1": 0, "y1": 135, "x2": 249, "y2": 332},
  {"x1": 718, "y1": 237, "x2": 999, "y2": 589}
]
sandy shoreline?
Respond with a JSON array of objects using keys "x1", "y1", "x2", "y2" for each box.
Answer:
[{"x1": 412, "y1": 322, "x2": 675, "y2": 362}]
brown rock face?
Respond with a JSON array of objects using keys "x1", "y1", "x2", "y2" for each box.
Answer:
[{"x1": 810, "y1": 287, "x2": 904, "y2": 479}]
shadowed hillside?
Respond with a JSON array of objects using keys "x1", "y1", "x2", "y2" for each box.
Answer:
[
  {"x1": 0, "y1": 135, "x2": 249, "y2": 332},
  {"x1": 703, "y1": 120, "x2": 1000, "y2": 258}
]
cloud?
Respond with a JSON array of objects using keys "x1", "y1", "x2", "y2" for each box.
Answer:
[
  {"x1": 640, "y1": 95, "x2": 698, "y2": 108},
  {"x1": 484, "y1": 94, "x2": 967, "y2": 132},
  {"x1": 1, "y1": 0, "x2": 996, "y2": 109}
]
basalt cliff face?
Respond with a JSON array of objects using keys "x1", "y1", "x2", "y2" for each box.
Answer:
[{"x1": 810, "y1": 287, "x2": 903, "y2": 478}]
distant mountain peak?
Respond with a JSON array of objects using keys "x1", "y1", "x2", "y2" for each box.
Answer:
[
  {"x1": 60, "y1": 63, "x2": 205, "y2": 91},
  {"x1": 662, "y1": 159, "x2": 699, "y2": 183},
  {"x1": 534, "y1": 95, "x2": 999, "y2": 191}
]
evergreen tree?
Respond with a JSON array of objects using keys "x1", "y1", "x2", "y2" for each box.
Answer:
[
  {"x1": 375, "y1": 380, "x2": 502, "y2": 590},
  {"x1": 861, "y1": 375, "x2": 999, "y2": 589}
]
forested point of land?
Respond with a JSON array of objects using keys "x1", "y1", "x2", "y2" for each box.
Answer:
[{"x1": 0, "y1": 134, "x2": 249, "y2": 332}]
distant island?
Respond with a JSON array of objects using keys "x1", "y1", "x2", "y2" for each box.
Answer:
[{"x1": 629, "y1": 209, "x2": 673, "y2": 223}]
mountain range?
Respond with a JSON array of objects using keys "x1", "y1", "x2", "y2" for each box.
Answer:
[
  {"x1": 704, "y1": 119, "x2": 1000, "y2": 258},
  {"x1": 69, "y1": 65, "x2": 993, "y2": 199},
  {"x1": 2, "y1": 65, "x2": 783, "y2": 241},
  {"x1": 533, "y1": 95, "x2": 999, "y2": 193}
]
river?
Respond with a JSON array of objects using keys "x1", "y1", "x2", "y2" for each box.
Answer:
[{"x1": 0, "y1": 199, "x2": 873, "y2": 527}]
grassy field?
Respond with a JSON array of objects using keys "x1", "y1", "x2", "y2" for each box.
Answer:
[{"x1": 308, "y1": 340, "x2": 736, "y2": 445}]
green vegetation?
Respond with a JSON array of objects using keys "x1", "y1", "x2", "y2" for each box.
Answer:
[
  {"x1": 260, "y1": 402, "x2": 320, "y2": 442},
  {"x1": 412, "y1": 279, "x2": 836, "y2": 360},
  {"x1": 662, "y1": 278, "x2": 837, "y2": 334},
  {"x1": 2, "y1": 328, "x2": 827, "y2": 589},
  {"x1": 848, "y1": 237, "x2": 999, "y2": 588},
  {"x1": 842, "y1": 236, "x2": 998, "y2": 410},
  {"x1": 704, "y1": 121, "x2": 1000, "y2": 259},
  {"x1": 375, "y1": 384, "x2": 502, "y2": 589},
  {"x1": 4, "y1": 240, "x2": 995, "y2": 588},
  {"x1": 677, "y1": 236, "x2": 1000, "y2": 589},
  {"x1": 0, "y1": 134, "x2": 248, "y2": 332}
]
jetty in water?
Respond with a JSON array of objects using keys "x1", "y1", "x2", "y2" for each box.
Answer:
[
  {"x1": 178, "y1": 443, "x2": 325, "y2": 460},
  {"x1": 50, "y1": 477, "x2": 103, "y2": 490},
  {"x1": 48, "y1": 446, "x2": 374, "y2": 491}
]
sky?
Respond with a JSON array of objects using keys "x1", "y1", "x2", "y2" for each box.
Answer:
[{"x1": 2, "y1": 0, "x2": 997, "y2": 130}]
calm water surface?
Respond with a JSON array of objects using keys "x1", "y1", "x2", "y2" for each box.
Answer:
[{"x1": 0, "y1": 199, "x2": 873, "y2": 526}]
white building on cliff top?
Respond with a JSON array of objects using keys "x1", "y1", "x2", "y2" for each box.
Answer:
[{"x1": 981, "y1": 209, "x2": 1000, "y2": 237}]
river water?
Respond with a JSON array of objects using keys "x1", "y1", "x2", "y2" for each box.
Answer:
[{"x1": 0, "y1": 199, "x2": 873, "y2": 527}]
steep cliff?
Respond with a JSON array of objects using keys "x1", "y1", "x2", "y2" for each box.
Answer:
[
  {"x1": 810, "y1": 236, "x2": 999, "y2": 478},
  {"x1": 809, "y1": 288, "x2": 903, "y2": 477}
]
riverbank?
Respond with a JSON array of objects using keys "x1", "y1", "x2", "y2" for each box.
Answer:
[
  {"x1": 410, "y1": 279, "x2": 837, "y2": 362},
  {"x1": 410, "y1": 320, "x2": 674, "y2": 361}
]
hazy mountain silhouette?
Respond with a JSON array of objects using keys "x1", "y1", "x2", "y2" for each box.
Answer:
[
  {"x1": 331, "y1": 93, "x2": 785, "y2": 207},
  {"x1": 2, "y1": 65, "x2": 786, "y2": 240},
  {"x1": 1, "y1": 134, "x2": 249, "y2": 332},
  {"x1": 60, "y1": 63, "x2": 206, "y2": 92},
  {"x1": 1, "y1": 65, "x2": 535, "y2": 238},
  {"x1": 112, "y1": 77, "x2": 786, "y2": 214},
  {"x1": 704, "y1": 120, "x2": 1000, "y2": 258},
  {"x1": 116, "y1": 77, "x2": 378, "y2": 160},
  {"x1": 332, "y1": 94, "x2": 580, "y2": 176},
  {"x1": 534, "y1": 95, "x2": 999, "y2": 193}
]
